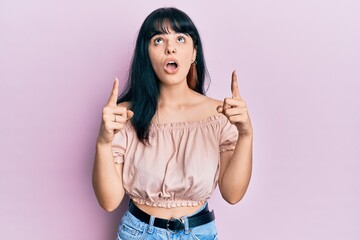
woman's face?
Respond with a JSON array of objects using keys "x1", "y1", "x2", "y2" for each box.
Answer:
[{"x1": 148, "y1": 27, "x2": 197, "y2": 87}]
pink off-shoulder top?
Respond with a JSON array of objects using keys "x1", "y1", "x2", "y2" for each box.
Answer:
[{"x1": 112, "y1": 114, "x2": 238, "y2": 208}]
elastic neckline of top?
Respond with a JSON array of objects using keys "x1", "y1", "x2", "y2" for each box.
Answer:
[{"x1": 150, "y1": 114, "x2": 225, "y2": 128}]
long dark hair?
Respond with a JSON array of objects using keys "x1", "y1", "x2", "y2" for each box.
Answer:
[{"x1": 117, "y1": 7, "x2": 209, "y2": 143}]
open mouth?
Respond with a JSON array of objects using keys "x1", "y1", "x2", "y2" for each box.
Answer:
[{"x1": 166, "y1": 61, "x2": 178, "y2": 70}]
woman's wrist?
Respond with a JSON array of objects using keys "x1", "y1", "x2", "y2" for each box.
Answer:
[
  {"x1": 96, "y1": 140, "x2": 113, "y2": 150},
  {"x1": 237, "y1": 130, "x2": 253, "y2": 141}
]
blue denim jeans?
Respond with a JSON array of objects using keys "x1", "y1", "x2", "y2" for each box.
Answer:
[{"x1": 116, "y1": 202, "x2": 218, "y2": 240}]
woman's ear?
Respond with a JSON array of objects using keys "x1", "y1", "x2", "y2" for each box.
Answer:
[
  {"x1": 192, "y1": 47, "x2": 197, "y2": 63},
  {"x1": 187, "y1": 46, "x2": 198, "y2": 90}
]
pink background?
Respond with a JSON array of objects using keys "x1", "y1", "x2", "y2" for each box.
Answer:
[{"x1": 1, "y1": 0, "x2": 359, "y2": 239}]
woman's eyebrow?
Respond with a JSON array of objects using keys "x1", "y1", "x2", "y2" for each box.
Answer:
[
  {"x1": 150, "y1": 32, "x2": 166, "y2": 38},
  {"x1": 150, "y1": 31, "x2": 189, "y2": 40}
]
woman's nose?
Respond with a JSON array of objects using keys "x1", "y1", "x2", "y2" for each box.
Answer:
[{"x1": 165, "y1": 45, "x2": 177, "y2": 55}]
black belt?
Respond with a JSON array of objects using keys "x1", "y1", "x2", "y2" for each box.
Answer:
[{"x1": 128, "y1": 200, "x2": 215, "y2": 233}]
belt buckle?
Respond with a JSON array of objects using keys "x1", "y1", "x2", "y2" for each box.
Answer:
[{"x1": 166, "y1": 217, "x2": 184, "y2": 233}]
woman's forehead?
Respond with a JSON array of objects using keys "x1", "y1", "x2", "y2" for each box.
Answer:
[{"x1": 150, "y1": 19, "x2": 182, "y2": 35}]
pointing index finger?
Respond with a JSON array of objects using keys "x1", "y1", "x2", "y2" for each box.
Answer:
[
  {"x1": 231, "y1": 70, "x2": 242, "y2": 100},
  {"x1": 107, "y1": 78, "x2": 119, "y2": 106}
]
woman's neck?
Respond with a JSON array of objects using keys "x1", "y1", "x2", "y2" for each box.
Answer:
[{"x1": 158, "y1": 82, "x2": 195, "y2": 108}]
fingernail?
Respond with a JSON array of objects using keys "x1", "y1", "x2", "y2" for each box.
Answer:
[{"x1": 115, "y1": 76, "x2": 119, "y2": 81}]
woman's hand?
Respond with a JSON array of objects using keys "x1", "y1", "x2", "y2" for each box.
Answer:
[
  {"x1": 217, "y1": 71, "x2": 252, "y2": 137},
  {"x1": 97, "y1": 78, "x2": 134, "y2": 144}
]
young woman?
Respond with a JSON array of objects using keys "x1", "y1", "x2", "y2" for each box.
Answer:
[{"x1": 92, "y1": 7, "x2": 253, "y2": 239}]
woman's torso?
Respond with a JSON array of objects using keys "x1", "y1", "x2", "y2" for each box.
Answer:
[{"x1": 113, "y1": 94, "x2": 237, "y2": 219}]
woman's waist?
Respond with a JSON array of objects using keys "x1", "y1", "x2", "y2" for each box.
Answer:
[
  {"x1": 123, "y1": 181, "x2": 216, "y2": 209},
  {"x1": 132, "y1": 201, "x2": 207, "y2": 219}
]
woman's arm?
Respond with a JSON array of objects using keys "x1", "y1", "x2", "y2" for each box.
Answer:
[
  {"x1": 217, "y1": 71, "x2": 253, "y2": 204},
  {"x1": 92, "y1": 79, "x2": 133, "y2": 211},
  {"x1": 218, "y1": 134, "x2": 253, "y2": 204},
  {"x1": 93, "y1": 143, "x2": 125, "y2": 212}
]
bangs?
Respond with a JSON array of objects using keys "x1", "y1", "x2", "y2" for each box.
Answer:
[
  {"x1": 143, "y1": 8, "x2": 197, "y2": 43},
  {"x1": 149, "y1": 19, "x2": 183, "y2": 38}
]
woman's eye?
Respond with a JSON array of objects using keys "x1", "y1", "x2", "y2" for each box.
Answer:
[
  {"x1": 177, "y1": 36, "x2": 185, "y2": 43},
  {"x1": 154, "y1": 38, "x2": 163, "y2": 44}
]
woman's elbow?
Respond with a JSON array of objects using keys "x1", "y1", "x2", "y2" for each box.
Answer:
[
  {"x1": 101, "y1": 203, "x2": 119, "y2": 212},
  {"x1": 94, "y1": 191, "x2": 124, "y2": 212},
  {"x1": 223, "y1": 195, "x2": 243, "y2": 205},
  {"x1": 220, "y1": 187, "x2": 247, "y2": 205},
  {"x1": 98, "y1": 197, "x2": 123, "y2": 212}
]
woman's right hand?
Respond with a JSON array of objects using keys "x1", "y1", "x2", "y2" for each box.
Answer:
[{"x1": 97, "y1": 78, "x2": 134, "y2": 145}]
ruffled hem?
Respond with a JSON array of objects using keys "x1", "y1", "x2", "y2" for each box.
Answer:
[
  {"x1": 130, "y1": 197, "x2": 207, "y2": 208},
  {"x1": 112, "y1": 149, "x2": 125, "y2": 164},
  {"x1": 113, "y1": 156, "x2": 124, "y2": 164},
  {"x1": 219, "y1": 143, "x2": 236, "y2": 153}
]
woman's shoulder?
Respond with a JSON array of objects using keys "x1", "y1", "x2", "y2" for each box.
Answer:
[
  {"x1": 197, "y1": 95, "x2": 223, "y2": 111},
  {"x1": 187, "y1": 94, "x2": 225, "y2": 121},
  {"x1": 203, "y1": 96, "x2": 223, "y2": 107}
]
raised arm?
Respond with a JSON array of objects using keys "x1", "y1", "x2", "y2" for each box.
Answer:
[
  {"x1": 217, "y1": 71, "x2": 253, "y2": 204},
  {"x1": 92, "y1": 78, "x2": 133, "y2": 211}
]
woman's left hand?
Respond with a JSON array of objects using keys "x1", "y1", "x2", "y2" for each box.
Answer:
[{"x1": 217, "y1": 70, "x2": 253, "y2": 137}]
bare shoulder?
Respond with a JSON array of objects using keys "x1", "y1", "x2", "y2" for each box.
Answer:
[
  {"x1": 195, "y1": 95, "x2": 224, "y2": 117},
  {"x1": 202, "y1": 96, "x2": 223, "y2": 110}
]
